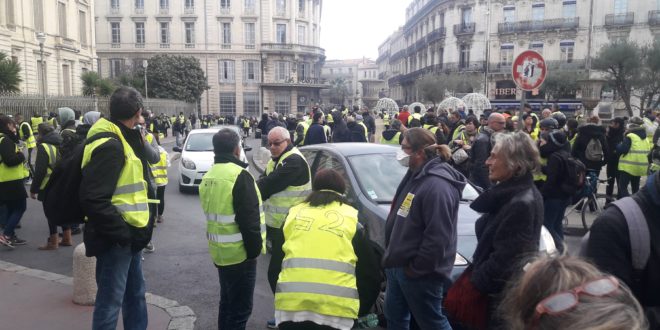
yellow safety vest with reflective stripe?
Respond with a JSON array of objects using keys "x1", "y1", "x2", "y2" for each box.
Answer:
[
  {"x1": 31, "y1": 116, "x2": 43, "y2": 133},
  {"x1": 264, "y1": 148, "x2": 312, "y2": 228},
  {"x1": 39, "y1": 142, "x2": 58, "y2": 190},
  {"x1": 296, "y1": 122, "x2": 309, "y2": 146},
  {"x1": 619, "y1": 133, "x2": 651, "y2": 177},
  {"x1": 275, "y1": 201, "x2": 359, "y2": 319},
  {"x1": 0, "y1": 134, "x2": 30, "y2": 182},
  {"x1": 383, "y1": 114, "x2": 390, "y2": 122},
  {"x1": 358, "y1": 122, "x2": 368, "y2": 140},
  {"x1": 200, "y1": 162, "x2": 265, "y2": 266},
  {"x1": 19, "y1": 122, "x2": 37, "y2": 149},
  {"x1": 243, "y1": 119, "x2": 250, "y2": 128},
  {"x1": 48, "y1": 118, "x2": 56, "y2": 128},
  {"x1": 407, "y1": 113, "x2": 422, "y2": 124},
  {"x1": 381, "y1": 132, "x2": 401, "y2": 145},
  {"x1": 534, "y1": 157, "x2": 548, "y2": 182},
  {"x1": 81, "y1": 118, "x2": 149, "y2": 228},
  {"x1": 152, "y1": 150, "x2": 168, "y2": 186},
  {"x1": 326, "y1": 113, "x2": 334, "y2": 124}
]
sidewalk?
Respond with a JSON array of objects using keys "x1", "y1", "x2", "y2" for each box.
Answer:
[{"x1": 0, "y1": 260, "x2": 195, "y2": 330}]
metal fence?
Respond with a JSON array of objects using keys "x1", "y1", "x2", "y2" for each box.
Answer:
[{"x1": 0, "y1": 93, "x2": 196, "y2": 119}]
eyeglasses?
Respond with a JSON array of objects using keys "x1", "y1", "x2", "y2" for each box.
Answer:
[
  {"x1": 268, "y1": 139, "x2": 286, "y2": 147},
  {"x1": 531, "y1": 276, "x2": 620, "y2": 327}
]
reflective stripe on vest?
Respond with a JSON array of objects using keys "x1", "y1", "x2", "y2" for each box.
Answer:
[
  {"x1": 534, "y1": 157, "x2": 548, "y2": 182},
  {"x1": 199, "y1": 161, "x2": 266, "y2": 266},
  {"x1": 358, "y1": 122, "x2": 368, "y2": 139},
  {"x1": 81, "y1": 118, "x2": 149, "y2": 228},
  {"x1": 31, "y1": 117, "x2": 43, "y2": 133},
  {"x1": 264, "y1": 148, "x2": 312, "y2": 228},
  {"x1": 381, "y1": 132, "x2": 401, "y2": 145},
  {"x1": 619, "y1": 133, "x2": 651, "y2": 177},
  {"x1": 151, "y1": 150, "x2": 169, "y2": 186},
  {"x1": 40, "y1": 143, "x2": 58, "y2": 190},
  {"x1": 0, "y1": 134, "x2": 30, "y2": 182},
  {"x1": 19, "y1": 122, "x2": 37, "y2": 149},
  {"x1": 275, "y1": 202, "x2": 359, "y2": 319}
]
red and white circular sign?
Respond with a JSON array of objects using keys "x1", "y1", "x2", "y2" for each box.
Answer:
[{"x1": 512, "y1": 50, "x2": 547, "y2": 91}]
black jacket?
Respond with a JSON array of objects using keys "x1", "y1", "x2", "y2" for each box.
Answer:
[
  {"x1": 304, "y1": 123, "x2": 327, "y2": 145},
  {"x1": 331, "y1": 114, "x2": 352, "y2": 143},
  {"x1": 572, "y1": 124, "x2": 609, "y2": 170},
  {"x1": 470, "y1": 173, "x2": 543, "y2": 296},
  {"x1": 383, "y1": 157, "x2": 466, "y2": 280},
  {"x1": 540, "y1": 145, "x2": 570, "y2": 200},
  {"x1": 30, "y1": 131, "x2": 62, "y2": 200},
  {"x1": 363, "y1": 113, "x2": 376, "y2": 134},
  {"x1": 606, "y1": 125, "x2": 625, "y2": 165},
  {"x1": 257, "y1": 145, "x2": 310, "y2": 200},
  {"x1": 347, "y1": 122, "x2": 367, "y2": 143},
  {"x1": 215, "y1": 153, "x2": 263, "y2": 260},
  {"x1": 470, "y1": 127, "x2": 494, "y2": 190},
  {"x1": 586, "y1": 173, "x2": 660, "y2": 328},
  {"x1": 0, "y1": 131, "x2": 27, "y2": 201},
  {"x1": 80, "y1": 119, "x2": 154, "y2": 256}
]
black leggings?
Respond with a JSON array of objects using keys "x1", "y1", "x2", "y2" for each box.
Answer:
[{"x1": 157, "y1": 186, "x2": 166, "y2": 216}]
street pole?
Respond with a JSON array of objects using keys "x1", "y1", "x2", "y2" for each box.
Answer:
[
  {"x1": 143, "y1": 60, "x2": 149, "y2": 108},
  {"x1": 37, "y1": 33, "x2": 47, "y2": 114}
]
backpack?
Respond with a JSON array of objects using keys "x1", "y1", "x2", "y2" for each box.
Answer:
[
  {"x1": 585, "y1": 137, "x2": 604, "y2": 162},
  {"x1": 43, "y1": 132, "x2": 120, "y2": 226},
  {"x1": 559, "y1": 153, "x2": 587, "y2": 195}
]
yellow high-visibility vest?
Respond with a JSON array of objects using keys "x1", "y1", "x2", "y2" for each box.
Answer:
[
  {"x1": 619, "y1": 133, "x2": 651, "y2": 177},
  {"x1": 264, "y1": 148, "x2": 312, "y2": 228}
]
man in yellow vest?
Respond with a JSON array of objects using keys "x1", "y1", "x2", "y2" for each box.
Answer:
[
  {"x1": 257, "y1": 126, "x2": 311, "y2": 328},
  {"x1": 30, "y1": 112, "x2": 44, "y2": 135},
  {"x1": 617, "y1": 116, "x2": 652, "y2": 198},
  {"x1": 293, "y1": 114, "x2": 309, "y2": 146},
  {"x1": 14, "y1": 113, "x2": 37, "y2": 175},
  {"x1": 381, "y1": 119, "x2": 404, "y2": 145},
  {"x1": 199, "y1": 128, "x2": 265, "y2": 330},
  {"x1": 79, "y1": 87, "x2": 154, "y2": 330}
]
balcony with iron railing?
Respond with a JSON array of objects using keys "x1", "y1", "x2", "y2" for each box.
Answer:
[
  {"x1": 109, "y1": 7, "x2": 121, "y2": 15},
  {"x1": 160, "y1": 43, "x2": 170, "y2": 49},
  {"x1": 488, "y1": 59, "x2": 586, "y2": 74},
  {"x1": 158, "y1": 7, "x2": 170, "y2": 15},
  {"x1": 390, "y1": 49, "x2": 407, "y2": 62},
  {"x1": 650, "y1": 10, "x2": 660, "y2": 26},
  {"x1": 426, "y1": 27, "x2": 446, "y2": 43},
  {"x1": 185, "y1": 43, "x2": 195, "y2": 49},
  {"x1": 261, "y1": 77, "x2": 328, "y2": 88},
  {"x1": 243, "y1": 7, "x2": 257, "y2": 16},
  {"x1": 184, "y1": 6, "x2": 195, "y2": 15},
  {"x1": 111, "y1": 43, "x2": 121, "y2": 48},
  {"x1": 133, "y1": 7, "x2": 145, "y2": 15},
  {"x1": 498, "y1": 17, "x2": 579, "y2": 34},
  {"x1": 261, "y1": 43, "x2": 325, "y2": 56},
  {"x1": 220, "y1": 7, "x2": 231, "y2": 15},
  {"x1": 275, "y1": 8, "x2": 287, "y2": 17},
  {"x1": 453, "y1": 22, "x2": 476, "y2": 36},
  {"x1": 604, "y1": 12, "x2": 634, "y2": 27},
  {"x1": 135, "y1": 43, "x2": 145, "y2": 48}
]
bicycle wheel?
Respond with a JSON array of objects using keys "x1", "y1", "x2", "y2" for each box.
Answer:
[{"x1": 581, "y1": 194, "x2": 603, "y2": 231}]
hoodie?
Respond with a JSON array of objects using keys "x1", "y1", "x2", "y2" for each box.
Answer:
[
  {"x1": 572, "y1": 123, "x2": 609, "y2": 170},
  {"x1": 383, "y1": 157, "x2": 466, "y2": 280},
  {"x1": 617, "y1": 127, "x2": 648, "y2": 156},
  {"x1": 347, "y1": 121, "x2": 367, "y2": 142},
  {"x1": 30, "y1": 131, "x2": 63, "y2": 199}
]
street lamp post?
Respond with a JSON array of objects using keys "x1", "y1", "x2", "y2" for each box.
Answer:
[
  {"x1": 36, "y1": 32, "x2": 47, "y2": 113},
  {"x1": 143, "y1": 59, "x2": 149, "y2": 106}
]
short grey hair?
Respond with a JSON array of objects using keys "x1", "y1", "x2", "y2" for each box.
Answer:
[
  {"x1": 268, "y1": 126, "x2": 290, "y2": 141},
  {"x1": 491, "y1": 131, "x2": 540, "y2": 178}
]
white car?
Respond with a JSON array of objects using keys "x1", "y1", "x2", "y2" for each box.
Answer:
[{"x1": 173, "y1": 126, "x2": 251, "y2": 193}]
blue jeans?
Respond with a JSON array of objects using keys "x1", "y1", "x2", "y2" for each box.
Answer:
[
  {"x1": 93, "y1": 244, "x2": 147, "y2": 330},
  {"x1": 543, "y1": 198, "x2": 570, "y2": 248},
  {"x1": 384, "y1": 268, "x2": 452, "y2": 330},
  {"x1": 2, "y1": 198, "x2": 26, "y2": 237},
  {"x1": 218, "y1": 258, "x2": 257, "y2": 330}
]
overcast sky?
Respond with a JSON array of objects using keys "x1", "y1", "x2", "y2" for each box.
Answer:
[{"x1": 320, "y1": 0, "x2": 410, "y2": 60}]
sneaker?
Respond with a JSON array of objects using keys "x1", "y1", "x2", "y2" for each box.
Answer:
[
  {"x1": 9, "y1": 236, "x2": 26, "y2": 245},
  {"x1": 0, "y1": 235, "x2": 14, "y2": 249},
  {"x1": 144, "y1": 242, "x2": 155, "y2": 253},
  {"x1": 157, "y1": 215, "x2": 164, "y2": 223},
  {"x1": 266, "y1": 319, "x2": 277, "y2": 329}
]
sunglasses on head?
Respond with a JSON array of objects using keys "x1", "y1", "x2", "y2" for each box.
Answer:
[{"x1": 531, "y1": 276, "x2": 620, "y2": 328}]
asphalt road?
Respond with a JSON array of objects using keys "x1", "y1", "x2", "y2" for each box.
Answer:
[{"x1": 0, "y1": 131, "x2": 583, "y2": 330}]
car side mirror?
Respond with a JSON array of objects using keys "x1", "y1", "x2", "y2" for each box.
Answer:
[
  {"x1": 173, "y1": 146, "x2": 182, "y2": 153},
  {"x1": 243, "y1": 146, "x2": 253, "y2": 152}
]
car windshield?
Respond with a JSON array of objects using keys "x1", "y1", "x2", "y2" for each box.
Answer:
[
  {"x1": 348, "y1": 153, "x2": 480, "y2": 203},
  {"x1": 185, "y1": 133, "x2": 214, "y2": 151}
]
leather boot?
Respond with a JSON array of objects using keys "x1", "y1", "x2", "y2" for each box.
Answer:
[
  {"x1": 60, "y1": 229, "x2": 73, "y2": 246},
  {"x1": 38, "y1": 234, "x2": 58, "y2": 250}
]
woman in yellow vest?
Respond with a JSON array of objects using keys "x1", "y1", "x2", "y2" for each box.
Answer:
[
  {"x1": 29, "y1": 124, "x2": 73, "y2": 250},
  {"x1": 616, "y1": 117, "x2": 651, "y2": 198},
  {"x1": 0, "y1": 115, "x2": 30, "y2": 248},
  {"x1": 274, "y1": 169, "x2": 381, "y2": 330}
]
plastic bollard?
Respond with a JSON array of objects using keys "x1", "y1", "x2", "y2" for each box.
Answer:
[{"x1": 72, "y1": 243, "x2": 97, "y2": 305}]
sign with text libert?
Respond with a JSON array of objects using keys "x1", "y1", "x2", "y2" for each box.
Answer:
[{"x1": 512, "y1": 50, "x2": 547, "y2": 91}]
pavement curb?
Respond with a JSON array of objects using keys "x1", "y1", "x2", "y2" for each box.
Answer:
[{"x1": 0, "y1": 260, "x2": 196, "y2": 330}]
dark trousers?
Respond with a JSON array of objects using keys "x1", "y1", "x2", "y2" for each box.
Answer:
[
  {"x1": 267, "y1": 226, "x2": 285, "y2": 293},
  {"x1": 217, "y1": 258, "x2": 257, "y2": 330},
  {"x1": 156, "y1": 186, "x2": 166, "y2": 216},
  {"x1": 606, "y1": 160, "x2": 619, "y2": 196},
  {"x1": 2, "y1": 198, "x2": 26, "y2": 237},
  {"x1": 617, "y1": 171, "x2": 641, "y2": 199},
  {"x1": 279, "y1": 321, "x2": 339, "y2": 330},
  {"x1": 543, "y1": 198, "x2": 570, "y2": 250}
]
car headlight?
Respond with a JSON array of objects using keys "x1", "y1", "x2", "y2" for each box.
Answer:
[
  {"x1": 181, "y1": 157, "x2": 196, "y2": 170},
  {"x1": 454, "y1": 253, "x2": 468, "y2": 267}
]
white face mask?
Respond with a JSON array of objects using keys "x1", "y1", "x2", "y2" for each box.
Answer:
[{"x1": 396, "y1": 148, "x2": 410, "y2": 167}]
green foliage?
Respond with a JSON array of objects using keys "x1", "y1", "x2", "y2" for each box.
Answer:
[
  {"x1": 541, "y1": 71, "x2": 586, "y2": 101},
  {"x1": 637, "y1": 40, "x2": 660, "y2": 111},
  {"x1": 81, "y1": 71, "x2": 116, "y2": 97},
  {"x1": 328, "y1": 77, "x2": 349, "y2": 106},
  {"x1": 593, "y1": 40, "x2": 642, "y2": 116},
  {"x1": 416, "y1": 73, "x2": 480, "y2": 104},
  {"x1": 0, "y1": 52, "x2": 22, "y2": 92},
  {"x1": 416, "y1": 75, "x2": 445, "y2": 105},
  {"x1": 146, "y1": 54, "x2": 209, "y2": 103}
]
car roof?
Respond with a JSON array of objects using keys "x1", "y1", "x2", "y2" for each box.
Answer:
[
  {"x1": 300, "y1": 143, "x2": 398, "y2": 156},
  {"x1": 188, "y1": 126, "x2": 240, "y2": 134}
]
